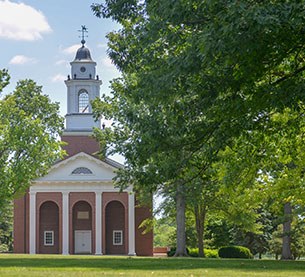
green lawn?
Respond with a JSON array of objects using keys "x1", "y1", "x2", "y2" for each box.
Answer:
[{"x1": 0, "y1": 254, "x2": 305, "y2": 276}]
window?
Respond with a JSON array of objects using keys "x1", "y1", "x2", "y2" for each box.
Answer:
[
  {"x1": 44, "y1": 231, "x2": 54, "y2": 246},
  {"x1": 78, "y1": 90, "x2": 89, "y2": 113},
  {"x1": 113, "y1": 230, "x2": 123, "y2": 245},
  {"x1": 71, "y1": 167, "x2": 93, "y2": 175}
]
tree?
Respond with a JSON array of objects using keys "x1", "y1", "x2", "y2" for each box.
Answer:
[
  {"x1": 153, "y1": 217, "x2": 176, "y2": 248},
  {"x1": 0, "y1": 201, "x2": 13, "y2": 252},
  {"x1": 0, "y1": 70, "x2": 64, "y2": 211},
  {"x1": 91, "y1": 0, "x2": 305, "y2": 257}
]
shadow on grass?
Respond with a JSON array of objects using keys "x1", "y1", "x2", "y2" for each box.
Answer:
[{"x1": 0, "y1": 256, "x2": 305, "y2": 272}]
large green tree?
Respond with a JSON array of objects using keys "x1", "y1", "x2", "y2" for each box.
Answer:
[
  {"x1": 0, "y1": 70, "x2": 64, "y2": 211},
  {"x1": 92, "y1": 0, "x2": 305, "y2": 257}
]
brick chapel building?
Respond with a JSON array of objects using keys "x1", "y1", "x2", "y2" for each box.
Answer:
[{"x1": 13, "y1": 37, "x2": 153, "y2": 256}]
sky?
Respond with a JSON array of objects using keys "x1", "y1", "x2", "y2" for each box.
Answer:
[
  {"x1": 0, "y1": 0, "x2": 121, "y2": 117},
  {"x1": 0, "y1": 0, "x2": 162, "y2": 209}
]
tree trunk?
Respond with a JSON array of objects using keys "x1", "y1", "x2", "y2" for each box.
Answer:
[
  {"x1": 174, "y1": 182, "x2": 187, "y2": 257},
  {"x1": 259, "y1": 253, "x2": 262, "y2": 259},
  {"x1": 194, "y1": 203, "x2": 206, "y2": 257},
  {"x1": 281, "y1": 202, "x2": 293, "y2": 260}
]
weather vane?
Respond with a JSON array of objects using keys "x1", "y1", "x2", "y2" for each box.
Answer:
[{"x1": 78, "y1": 25, "x2": 88, "y2": 46}]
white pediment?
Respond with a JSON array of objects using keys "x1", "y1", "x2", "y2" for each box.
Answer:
[{"x1": 36, "y1": 152, "x2": 120, "y2": 183}]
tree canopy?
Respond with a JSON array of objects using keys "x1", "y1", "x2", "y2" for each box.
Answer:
[
  {"x1": 0, "y1": 69, "x2": 64, "y2": 211},
  {"x1": 92, "y1": 0, "x2": 305, "y2": 257}
]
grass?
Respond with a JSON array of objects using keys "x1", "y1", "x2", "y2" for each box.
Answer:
[{"x1": 0, "y1": 254, "x2": 305, "y2": 276}]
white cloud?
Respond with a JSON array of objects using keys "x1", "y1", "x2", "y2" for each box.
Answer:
[
  {"x1": 97, "y1": 43, "x2": 107, "y2": 49},
  {"x1": 55, "y1": 59, "x2": 66, "y2": 65},
  {"x1": 9, "y1": 55, "x2": 35, "y2": 65},
  {"x1": 62, "y1": 44, "x2": 80, "y2": 55},
  {"x1": 0, "y1": 0, "x2": 51, "y2": 41},
  {"x1": 51, "y1": 74, "x2": 66, "y2": 83},
  {"x1": 102, "y1": 57, "x2": 114, "y2": 67}
]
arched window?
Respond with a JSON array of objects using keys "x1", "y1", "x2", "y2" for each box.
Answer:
[
  {"x1": 78, "y1": 90, "x2": 89, "y2": 113},
  {"x1": 71, "y1": 167, "x2": 93, "y2": 175}
]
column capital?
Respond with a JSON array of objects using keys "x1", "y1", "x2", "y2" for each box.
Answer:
[
  {"x1": 62, "y1": 191, "x2": 70, "y2": 196},
  {"x1": 29, "y1": 191, "x2": 37, "y2": 196}
]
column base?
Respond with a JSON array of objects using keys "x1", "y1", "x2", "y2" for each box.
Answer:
[
  {"x1": 128, "y1": 252, "x2": 136, "y2": 256},
  {"x1": 95, "y1": 252, "x2": 103, "y2": 255}
]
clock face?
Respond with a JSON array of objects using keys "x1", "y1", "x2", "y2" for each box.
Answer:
[{"x1": 80, "y1": 66, "x2": 86, "y2": 73}]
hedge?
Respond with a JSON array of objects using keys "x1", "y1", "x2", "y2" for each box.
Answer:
[
  {"x1": 168, "y1": 247, "x2": 218, "y2": 258},
  {"x1": 218, "y1": 246, "x2": 253, "y2": 259},
  {"x1": 188, "y1": 248, "x2": 219, "y2": 258}
]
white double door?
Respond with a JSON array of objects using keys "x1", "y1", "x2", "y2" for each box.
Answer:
[{"x1": 75, "y1": 230, "x2": 91, "y2": 254}]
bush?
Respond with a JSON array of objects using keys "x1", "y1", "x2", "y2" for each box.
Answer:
[
  {"x1": 188, "y1": 248, "x2": 219, "y2": 258},
  {"x1": 0, "y1": 244, "x2": 9, "y2": 253},
  {"x1": 218, "y1": 246, "x2": 253, "y2": 259},
  {"x1": 188, "y1": 248, "x2": 198, "y2": 257},
  {"x1": 205, "y1": 249, "x2": 219, "y2": 258},
  {"x1": 167, "y1": 247, "x2": 189, "y2": 257}
]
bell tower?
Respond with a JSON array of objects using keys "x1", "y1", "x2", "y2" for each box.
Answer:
[
  {"x1": 62, "y1": 26, "x2": 102, "y2": 157},
  {"x1": 64, "y1": 26, "x2": 102, "y2": 132}
]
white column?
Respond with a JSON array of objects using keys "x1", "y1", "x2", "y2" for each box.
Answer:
[
  {"x1": 95, "y1": 192, "x2": 102, "y2": 254},
  {"x1": 128, "y1": 192, "x2": 136, "y2": 256},
  {"x1": 62, "y1": 192, "x2": 69, "y2": 255},
  {"x1": 29, "y1": 191, "x2": 36, "y2": 254}
]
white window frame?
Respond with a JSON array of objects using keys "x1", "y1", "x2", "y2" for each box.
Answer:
[
  {"x1": 113, "y1": 230, "x2": 123, "y2": 246},
  {"x1": 44, "y1": 231, "x2": 54, "y2": 246}
]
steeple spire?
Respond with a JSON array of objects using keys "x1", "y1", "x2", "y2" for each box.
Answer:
[{"x1": 78, "y1": 25, "x2": 88, "y2": 46}]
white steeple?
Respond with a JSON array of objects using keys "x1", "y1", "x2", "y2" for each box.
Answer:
[{"x1": 64, "y1": 26, "x2": 102, "y2": 132}]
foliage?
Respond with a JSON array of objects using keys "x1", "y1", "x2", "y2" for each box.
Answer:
[
  {"x1": 0, "y1": 72, "x2": 64, "y2": 211},
  {"x1": 268, "y1": 215, "x2": 305, "y2": 260},
  {"x1": 0, "y1": 69, "x2": 10, "y2": 93},
  {"x1": 0, "y1": 201, "x2": 13, "y2": 252},
  {"x1": 188, "y1": 248, "x2": 219, "y2": 258},
  {"x1": 205, "y1": 218, "x2": 232, "y2": 249},
  {"x1": 153, "y1": 218, "x2": 176, "y2": 248},
  {"x1": 291, "y1": 220, "x2": 305, "y2": 260},
  {"x1": 91, "y1": 0, "x2": 305, "y2": 256},
  {"x1": 218, "y1": 246, "x2": 253, "y2": 259},
  {"x1": 229, "y1": 207, "x2": 278, "y2": 257},
  {"x1": 268, "y1": 225, "x2": 283, "y2": 260}
]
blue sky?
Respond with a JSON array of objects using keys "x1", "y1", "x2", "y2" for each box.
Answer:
[
  {"x1": 0, "y1": 0, "x2": 121, "y2": 116},
  {"x1": 0, "y1": 0, "x2": 162, "y2": 208}
]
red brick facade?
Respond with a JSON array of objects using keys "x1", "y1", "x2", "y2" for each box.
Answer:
[
  {"x1": 61, "y1": 135, "x2": 100, "y2": 159},
  {"x1": 13, "y1": 134, "x2": 153, "y2": 256},
  {"x1": 14, "y1": 190, "x2": 153, "y2": 255}
]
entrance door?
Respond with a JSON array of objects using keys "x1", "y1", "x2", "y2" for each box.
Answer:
[{"x1": 75, "y1": 230, "x2": 91, "y2": 254}]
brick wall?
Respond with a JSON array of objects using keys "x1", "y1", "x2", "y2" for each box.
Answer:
[{"x1": 61, "y1": 135, "x2": 100, "y2": 158}]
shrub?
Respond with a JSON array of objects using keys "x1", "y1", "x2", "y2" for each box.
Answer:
[
  {"x1": 218, "y1": 246, "x2": 253, "y2": 259},
  {"x1": 188, "y1": 248, "x2": 219, "y2": 258},
  {"x1": 0, "y1": 244, "x2": 9, "y2": 253},
  {"x1": 188, "y1": 248, "x2": 198, "y2": 257},
  {"x1": 167, "y1": 247, "x2": 189, "y2": 257},
  {"x1": 205, "y1": 249, "x2": 219, "y2": 258}
]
